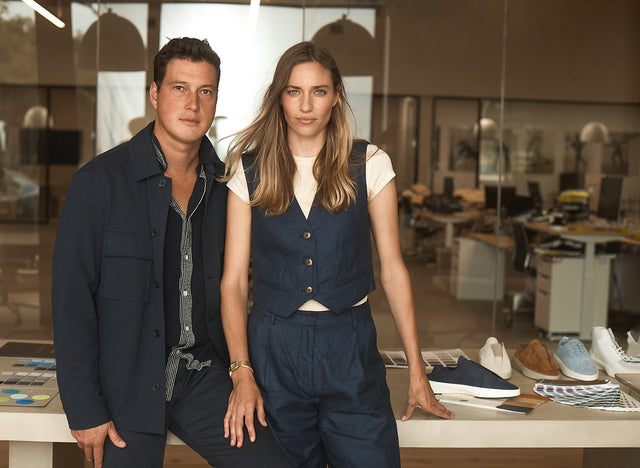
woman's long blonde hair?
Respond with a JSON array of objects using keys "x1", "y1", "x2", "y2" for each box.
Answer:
[{"x1": 225, "y1": 41, "x2": 358, "y2": 216}]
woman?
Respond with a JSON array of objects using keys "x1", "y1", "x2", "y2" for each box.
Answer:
[{"x1": 220, "y1": 41, "x2": 453, "y2": 468}]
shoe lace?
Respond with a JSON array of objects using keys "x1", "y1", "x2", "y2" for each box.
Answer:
[
  {"x1": 566, "y1": 340, "x2": 588, "y2": 356},
  {"x1": 604, "y1": 336, "x2": 635, "y2": 362}
]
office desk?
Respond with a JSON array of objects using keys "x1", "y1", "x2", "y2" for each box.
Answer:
[
  {"x1": 619, "y1": 234, "x2": 640, "y2": 248},
  {"x1": 430, "y1": 213, "x2": 474, "y2": 248},
  {"x1": 416, "y1": 210, "x2": 476, "y2": 249},
  {"x1": 524, "y1": 222, "x2": 622, "y2": 339},
  {"x1": 2, "y1": 344, "x2": 640, "y2": 467},
  {"x1": 468, "y1": 232, "x2": 514, "y2": 250}
]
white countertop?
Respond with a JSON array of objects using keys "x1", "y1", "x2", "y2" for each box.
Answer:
[{"x1": 2, "y1": 344, "x2": 640, "y2": 448}]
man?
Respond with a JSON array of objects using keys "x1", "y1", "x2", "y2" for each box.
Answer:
[{"x1": 52, "y1": 37, "x2": 288, "y2": 468}]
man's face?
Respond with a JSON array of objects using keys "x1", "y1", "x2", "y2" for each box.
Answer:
[{"x1": 150, "y1": 58, "x2": 218, "y2": 151}]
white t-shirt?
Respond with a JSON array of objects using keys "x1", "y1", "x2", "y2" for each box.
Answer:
[{"x1": 227, "y1": 144, "x2": 396, "y2": 310}]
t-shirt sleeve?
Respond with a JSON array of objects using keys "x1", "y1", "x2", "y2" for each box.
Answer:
[
  {"x1": 366, "y1": 144, "x2": 396, "y2": 201},
  {"x1": 226, "y1": 158, "x2": 251, "y2": 203}
]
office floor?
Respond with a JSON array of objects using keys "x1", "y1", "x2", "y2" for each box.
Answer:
[{"x1": 1, "y1": 222, "x2": 639, "y2": 467}]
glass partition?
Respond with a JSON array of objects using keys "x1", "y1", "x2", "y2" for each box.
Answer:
[{"x1": 1, "y1": 0, "x2": 639, "y2": 374}]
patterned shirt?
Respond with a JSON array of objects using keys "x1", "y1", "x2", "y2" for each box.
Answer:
[{"x1": 152, "y1": 137, "x2": 212, "y2": 401}]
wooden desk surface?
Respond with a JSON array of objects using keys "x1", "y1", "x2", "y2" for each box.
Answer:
[
  {"x1": 524, "y1": 221, "x2": 622, "y2": 238},
  {"x1": 619, "y1": 234, "x2": 640, "y2": 247},
  {"x1": 468, "y1": 232, "x2": 514, "y2": 249}
]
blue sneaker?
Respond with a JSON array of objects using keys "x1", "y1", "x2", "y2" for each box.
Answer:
[
  {"x1": 428, "y1": 356, "x2": 520, "y2": 398},
  {"x1": 553, "y1": 337, "x2": 599, "y2": 381}
]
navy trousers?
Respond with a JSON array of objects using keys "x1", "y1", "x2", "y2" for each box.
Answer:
[
  {"x1": 248, "y1": 302, "x2": 400, "y2": 468},
  {"x1": 101, "y1": 342, "x2": 289, "y2": 468}
]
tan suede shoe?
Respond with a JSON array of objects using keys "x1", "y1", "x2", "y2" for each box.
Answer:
[{"x1": 512, "y1": 339, "x2": 560, "y2": 380}]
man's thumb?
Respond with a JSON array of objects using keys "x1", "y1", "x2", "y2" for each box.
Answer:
[{"x1": 108, "y1": 425, "x2": 127, "y2": 448}]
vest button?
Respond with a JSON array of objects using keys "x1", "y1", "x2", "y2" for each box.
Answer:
[
  {"x1": 151, "y1": 228, "x2": 159, "y2": 237},
  {"x1": 302, "y1": 231, "x2": 312, "y2": 239},
  {"x1": 304, "y1": 258, "x2": 313, "y2": 266},
  {"x1": 305, "y1": 286, "x2": 313, "y2": 294}
]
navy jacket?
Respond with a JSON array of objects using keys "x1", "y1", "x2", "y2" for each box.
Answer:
[
  {"x1": 245, "y1": 141, "x2": 376, "y2": 317},
  {"x1": 52, "y1": 123, "x2": 228, "y2": 434}
]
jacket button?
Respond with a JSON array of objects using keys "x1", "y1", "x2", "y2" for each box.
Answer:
[
  {"x1": 151, "y1": 228, "x2": 159, "y2": 237},
  {"x1": 153, "y1": 329, "x2": 161, "y2": 337},
  {"x1": 302, "y1": 231, "x2": 312, "y2": 239},
  {"x1": 153, "y1": 280, "x2": 160, "y2": 288},
  {"x1": 152, "y1": 382, "x2": 160, "y2": 391},
  {"x1": 159, "y1": 179, "x2": 167, "y2": 187},
  {"x1": 305, "y1": 286, "x2": 313, "y2": 294},
  {"x1": 304, "y1": 258, "x2": 313, "y2": 267}
]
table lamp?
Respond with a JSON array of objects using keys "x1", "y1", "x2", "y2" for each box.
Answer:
[{"x1": 573, "y1": 121, "x2": 610, "y2": 173}]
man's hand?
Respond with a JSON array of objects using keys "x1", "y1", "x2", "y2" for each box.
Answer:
[{"x1": 71, "y1": 420, "x2": 126, "y2": 468}]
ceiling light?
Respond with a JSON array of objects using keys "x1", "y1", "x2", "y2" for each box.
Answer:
[{"x1": 21, "y1": 0, "x2": 65, "y2": 28}]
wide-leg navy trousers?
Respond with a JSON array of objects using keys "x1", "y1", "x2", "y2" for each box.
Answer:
[{"x1": 248, "y1": 302, "x2": 400, "y2": 468}]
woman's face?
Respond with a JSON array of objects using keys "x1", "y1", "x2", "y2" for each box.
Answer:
[{"x1": 280, "y1": 61, "x2": 339, "y2": 152}]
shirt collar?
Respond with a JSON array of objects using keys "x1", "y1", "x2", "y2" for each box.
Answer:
[
  {"x1": 130, "y1": 121, "x2": 224, "y2": 181},
  {"x1": 151, "y1": 132, "x2": 220, "y2": 179}
]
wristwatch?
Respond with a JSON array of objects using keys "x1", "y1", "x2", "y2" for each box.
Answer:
[{"x1": 228, "y1": 360, "x2": 253, "y2": 377}]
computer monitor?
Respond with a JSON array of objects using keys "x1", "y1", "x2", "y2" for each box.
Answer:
[
  {"x1": 506, "y1": 195, "x2": 535, "y2": 218},
  {"x1": 597, "y1": 176, "x2": 623, "y2": 221},
  {"x1": 484, "y1": 185, "x2": 516, "y2": 213},
  {"x1": 559, "y1": 171, "x2": 584, "y2": 191},
  {"x1": 443, "y1": 177, "x2": 454, "y2": 197},
  {"x1": 527, "y1": 181, "x2": 543, "y2": 210},
  {"x1": 484, "y1": 185, "x2": 497, "y2": 210},
  {"x1": 20, "y1": 129, "x2": 82, "y2": 165}
]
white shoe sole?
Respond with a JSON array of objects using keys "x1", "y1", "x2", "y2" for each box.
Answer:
[
  {"x1": 587, "y1": 351, "x2": 640, "y2": 378},
  {"x1": 429, "y1": 380, "x2": 520, "y2": 398},
  {"x1": 552, "y1": 354, "x2": 598, "y2": 381},
  {"x1": 512, "y1": 356, "x2": 560, "y2": 380},
  {"x1": 589, "y1": 353, "x2": 617, "y2": 378}
]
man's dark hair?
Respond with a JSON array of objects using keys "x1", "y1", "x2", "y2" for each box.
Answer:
[{"x1": 154, "y1": 37, "x2": 221, "y2": 88}]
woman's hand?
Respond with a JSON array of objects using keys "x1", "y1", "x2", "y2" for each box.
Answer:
[
  {"x1": 401, "y1": 372, "x2": 454, "y2": 420},
  {"x1": 224, "y1": 368, "x2": 268, "y2": 447}
]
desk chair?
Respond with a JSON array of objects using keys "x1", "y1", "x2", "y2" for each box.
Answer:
[
  {"x1": 503, "y1": 219, "x2": 537, "y2": 325},
  {"x1": 412, "y1": 212, "x2": 443, "y2": 265},
  {"x1": 399, "y1": 191, "x2": 442, "y2": 264},
  {"x1": 0, "y1": 267, "x2": 21, "y2": 324},
  {"x1": 0, "y1": 254, "x2": 41, "y2": 335}
]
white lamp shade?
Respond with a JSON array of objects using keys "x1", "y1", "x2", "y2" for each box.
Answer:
[{"x1": 579, "y1": 121, "x2": 610, "y2": 144}]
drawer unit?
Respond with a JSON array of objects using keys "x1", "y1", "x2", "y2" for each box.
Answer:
[
  {"x1": 449, "y1": 237, "x2": 505, "y2": 300},
  {"x1": 534, "y1": 255, "x2": 583, "y2": 334}
]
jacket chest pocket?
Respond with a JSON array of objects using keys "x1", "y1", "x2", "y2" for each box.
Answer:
[{"x1": 101, "y1": 232, "x2": 153, "y2": 303}]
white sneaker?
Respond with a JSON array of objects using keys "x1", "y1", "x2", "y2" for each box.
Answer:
[
  {"x1": 479, "y1": 337, "x2": 512, "y2": 379},
  {"x1": 589, "y1": 327, "x2": 640, "y2": 378},
  {"x1": 626, "y1": 331, "x2": 640, "y2": 361}
]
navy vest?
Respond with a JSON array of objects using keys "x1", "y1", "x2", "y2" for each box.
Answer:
[{"x1": 245, "y1": 141, "x2": 376, "y2": 317}]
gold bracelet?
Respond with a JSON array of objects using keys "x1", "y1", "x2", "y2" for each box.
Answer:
[{"x1": 228, "y1": 360, "x2": 254, "y2": 377}]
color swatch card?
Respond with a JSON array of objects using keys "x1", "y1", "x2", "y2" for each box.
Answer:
[
  {"x1": 533, "y1": 379, "x2": 640, "y2": 412},
  {"x1": 0, "y1": 357, "x2": 58, "y2": 407},
  {"x1": 437, "y1": 393, "x2": 549, "y2": 414}
]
